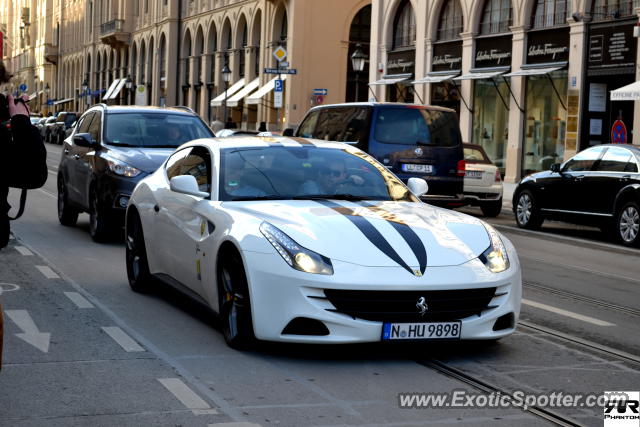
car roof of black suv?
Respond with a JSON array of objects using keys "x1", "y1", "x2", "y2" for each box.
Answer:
[
  {"x1": 309, "y1": 102, "x2": 456, "y2": 113},
  {"x1": 88, "y1": 105, "x2": 199, "y2": 116}
]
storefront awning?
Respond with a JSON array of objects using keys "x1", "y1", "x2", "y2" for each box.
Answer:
[
  {"x1": 53, "y1": 98, "x2": 74, "y2": 105},
  {"x1": 453, "y1": 71, "x2": 505, "y2": 81},
  {"x1": 103, "y1": 79, "x2": 123, "y2": 100},
  {"x1": 226, "y1": 77, "x2": 261, "y2": 107},
  {"x1": 210, "y1": 78, "x2": 246, "y2": 107},
  {"x1": 369, "y1": 74, "x2": 412, "y2": 85},
  {"x1": 107, "y1": 79, "x2": 128, "y2": 100},
  {"x1": 246, "y1": 76, "x2": 286, "y2": 105},
  {"x1": 412, "y1": 72, "x2": 459, "y2": 84},
  {"x1": 611, "y1": 81, "x2": 640, "y2": 101},
  {"x1": 503, "y1": 66, "x2": 563, "y2": 77}
]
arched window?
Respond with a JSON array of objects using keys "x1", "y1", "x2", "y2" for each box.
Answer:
[
  {"x1": 480, "y1": 0, "x2": 512, "y2": 34},
  {"x1": 591, "y1": 0, "x2": 638, "y2": 20},
  {"x1": 393, "y1": 0, "x2": 416, "y2": 49},
  {"x1": 531, "y1": 0, "x2": 570, "y2": 28},
  {"x1": 437, "y1": 0, "x2": 463, "y2": 41}
]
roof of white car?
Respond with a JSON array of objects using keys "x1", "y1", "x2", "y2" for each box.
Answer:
[{"x1": 190, "y1": 136, "x2": 351, "y2": 151}]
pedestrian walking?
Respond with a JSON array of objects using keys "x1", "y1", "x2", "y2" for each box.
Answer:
[{"x1": 0, "y1": 61, "x2": 48, "y2": 249}]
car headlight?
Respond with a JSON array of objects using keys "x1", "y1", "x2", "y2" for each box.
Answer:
[
  {"x1": 104, "y1": 155, "x2": 142, "y2": 178},
  {"x1": 479, "y1": 224, "x2": 510, "y2": 273},
  {"x1": 260, "y1": 222, "x2": 333, "y2": 275}
]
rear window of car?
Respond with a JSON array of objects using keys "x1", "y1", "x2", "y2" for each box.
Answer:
[
  {"x1": 374, "y1": 107, "x2": 461, "y2": 147},
  {"x1": 63, "y1": 114, "x2": 77, "y2": 125},
  {"x1": 464, "y1": 145, "x2": 491, "y2": 164},
  {"x1": 104, "y1": 112, "x2": 213, "y2": 148},
  {"x1": 307, "y1": 107, "x2": 371, "y2": 144}
]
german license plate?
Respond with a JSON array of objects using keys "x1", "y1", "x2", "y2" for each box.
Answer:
[
  {"x1": 402, "y1": 164, "x2": 433, "y2": 173},
  {"x1": 382, "y1": 322, "x2": 461, "y2": 340},
  {"x1": 466, "y1": 170, "x2": 483, "y2": 179}
]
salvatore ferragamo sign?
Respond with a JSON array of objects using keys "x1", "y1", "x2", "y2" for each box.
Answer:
[
  {"x1": 475, "y1": 36, "x2": 512, "y2": 68},
  {"x1": 432, "y1": 41, "x2": 463, "y2": 72},
  {"x1": 526, "y1": 28, "x2": 569, "y2": 64}
]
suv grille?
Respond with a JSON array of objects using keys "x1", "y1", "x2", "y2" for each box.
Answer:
[{"x1": 323, "y1": 288, "x2": 497, "y2": 322}]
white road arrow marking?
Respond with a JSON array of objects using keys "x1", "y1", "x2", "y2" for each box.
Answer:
[{"x1": 5, "y1": 310, "x2": 51, "y2": 353}]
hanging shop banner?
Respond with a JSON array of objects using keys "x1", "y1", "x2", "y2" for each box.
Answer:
[
  {"x1": 588, "y1": 20, "x2": 636, "y2": 74},
  {"x1": 474, "y1": 36, "x2": 512, "y2": 68},
  {"x1": 432, "y1": 41, "x2": 463, "y2": 72},
  {"x1": 526, "y1": 28, "x2": 569, "y2": 65},
  {"x1": 386, "y1": 50, "x2": 415, "y2": 75}
]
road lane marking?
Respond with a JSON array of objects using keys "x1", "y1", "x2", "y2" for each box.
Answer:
[
  {"x1": 522, "y1": 255, "x2": 640, "y2": 284},
  {"x1": 64, "y1": 291, "x2": 94, "y2": 308},
  {"x1": 35, "y1": 265, "x2": 60, "y2": 279},
  {"x1": 522, "y1": 299, "x2": 615, "y2": 327},
  {"x1": 15, "y1": 246, "x2": 33, "y2": 256},
  {"x1": 158, "y1": 378, "x2": 218, "y2": 415},
  {"x1": 0, "y1": 283, "x2": 20, "y2": 295},
  {"x1": 5, "y1": 310, "x2": 51, "y2": 353},
  {"x1": 208, "y1": 423, "x2": 262, "y2": 427},
  {"x1": 37, "y1": 188, "x2": 56, "y2": 199},
  {"x1": 102, "y1": 326, "x2": 145, "y2": 352}
]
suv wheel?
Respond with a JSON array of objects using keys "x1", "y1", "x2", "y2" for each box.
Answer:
[
  {"x1": 89, "y1": 187, "x2": 113, "y2": 242},
  {"x1": 57, "y1": 175, "x2": 79, "y2": 226},
  {"x1": 481, "y1": 198, "x2": 502, "y2": 217},
  {"x1": 515, "y1": 190, "x2": 543, "y2": 230},
  {"x1": 616, "y1": 201, "x2": 640, "y2": 247}
]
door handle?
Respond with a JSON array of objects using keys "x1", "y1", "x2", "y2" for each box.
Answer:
[
  {"x1": 64, "y1": 149, "x2": 70, "y2": 154},
  {"x1": 73, "y1": 154, "x2": 80, "y2": 160},
  {"x1": 573, "y1": 175, "x2": 585, "y2": 181},
  {"x1": 621, "y1": 175, "x2": 631, "y2": 181},
  {"x1": 154, "y1": 204, "x2": 160, "y2": 213}
]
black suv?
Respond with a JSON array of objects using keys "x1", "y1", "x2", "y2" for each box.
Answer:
[
  {"x1": 291, "y1": 103, "x2": 465, "y2": 206},
  {"x1": 52, "y1": 111, "x2": 79, "y2": 145},
  {"x1": 57, "y1": 105, "x2": 214, "y2": 241}
]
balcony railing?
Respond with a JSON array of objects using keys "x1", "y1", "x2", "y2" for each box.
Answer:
[
  {"x1": 100, "y1": 19, "x2": 129, "y2": 47},
  {"x1": 100, "y1": 19, "x2": 124, "y2": 36}
]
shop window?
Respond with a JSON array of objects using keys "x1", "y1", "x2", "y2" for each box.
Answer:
[
  {"x1": 393, "y1": 0, "x2": 416, "y2": 49},
  {"x1": 592, "y1": 0, "x2": 639, "y2": 20},
  {"x1": 531, "y1": 0, "x2": 570, "y2": 29},
  {"x1": 480, "y1": 0, "x2": 512, "y2": 35},
  {"x1": 437, "y1": 0, "x2": 463, "y2": 41},
  {"x1": 472, "y1": 79, "x2": 510, "y2": 174}
]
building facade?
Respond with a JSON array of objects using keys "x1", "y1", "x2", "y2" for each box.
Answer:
[
  {"x1": 1, "y1": 0, "x2": 373, "y2": 129},
  {"x1": 369, "y1": 0, "x2": 640, "y2": 182}
]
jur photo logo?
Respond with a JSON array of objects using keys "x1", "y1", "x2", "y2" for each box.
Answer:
[{"x1": 604, "y1": 391, "x2": 640, "y2": 427}]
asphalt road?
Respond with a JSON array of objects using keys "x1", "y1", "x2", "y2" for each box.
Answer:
[{"x1": 0, "y1": 143, "x2": 638, "y2": 427}]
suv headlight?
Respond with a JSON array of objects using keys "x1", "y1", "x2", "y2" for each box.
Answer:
[
  {"x1": 260, "y1": 222, "x2": 333, "y2": 275},
  {"x1": 104, "y1": 155, "x2": 142, "y2": 178},
  {"x1": 479, "y1": 224, "x2": 510, "y2": 273}
]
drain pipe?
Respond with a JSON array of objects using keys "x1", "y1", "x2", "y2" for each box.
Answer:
[{"x1": 175, "y1": 0, "x2": 182, "y2": 104}]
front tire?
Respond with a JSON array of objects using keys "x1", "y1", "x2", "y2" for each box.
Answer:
[
  {"x1": 514, "y1": 190, "x2": 543, "y2": 230},
  {"x1": 126, "y1": 211, "x2": 154, "y2": 292},
  {"x1": 218, "y1": 252, "x2": 255, "y2": 349},
  {"x1": 481, "y1": 198, "x2": 502, "y2": 217},
  {"x1": 616, "y1": 201, "x2": 640, "y2": 247},
  {"x1": 57, "y1": 175, "x2": 79, "y2": 226},
  {"x1": 89, "y1": 187, "x2": 113, "y2": 242}
]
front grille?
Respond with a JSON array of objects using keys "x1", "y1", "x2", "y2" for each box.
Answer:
[{"x1": 323, "y1": 288, "x2": 497, "y2": 322}]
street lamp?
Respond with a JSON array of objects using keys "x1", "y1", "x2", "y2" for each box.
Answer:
[
  {"x1": 44, "y1": 83, "x2": 50, "y2": 111},
  {"x1": 125, "y1": 74, "x2": 132, "y2": 105},
  {"x1": 350, "y1": 44, "x2": 367, "y2": 102},
  {"x1": 222, "y1": 62, "x2": 232, "y2": 127},
  {"x1": 81, "y1": 78, "x2": 89, "y2": 107}
]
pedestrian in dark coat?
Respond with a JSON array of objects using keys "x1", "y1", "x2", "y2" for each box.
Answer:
[{"x1": 0, "y1": 61, "x2": 47, "y2": 249}]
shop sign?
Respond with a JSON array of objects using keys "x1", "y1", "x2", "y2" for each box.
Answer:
[
  {"x1": 475, "y1": 36, "x2": 512, "y2": 68},
  {"x1": 387, "y1": 50, "x2": 415, "y2": 74},
  {"x1": 526, "y1": 28, "x2": 569, "y2": 64},
  {"x1": 588, "y1": 22, "x2": 636, "y2": 70},
  {"x1": 432, "y1": 41, "x2": 462, "y2": 71}
]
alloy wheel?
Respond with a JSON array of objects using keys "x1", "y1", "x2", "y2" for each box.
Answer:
[
  {"x1": 516, "y1": 193, "x2": 532, "y2": 225},
  {"x1": 619, "y1": 205, "x2": 640, "y2": 243}
]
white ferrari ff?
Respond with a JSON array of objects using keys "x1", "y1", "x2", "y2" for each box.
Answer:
[{"x1": 125, "y1": 137, "x2": 521, "y2": 348}]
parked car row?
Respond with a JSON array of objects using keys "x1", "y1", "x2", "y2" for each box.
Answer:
[{"x1": 34, "y1": 111, "x2": 78, "y2": 145}]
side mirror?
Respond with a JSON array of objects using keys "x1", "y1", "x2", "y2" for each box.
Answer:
[
  {"x1": 169, "y1": 175, "x2": 210, "y2": 198},
  {"x1": 282, "y1": 128, "x2": 294, "y2": 137},
  {"x1": 550, "y1": 163, "x2": 561, "y2": 173},
  {"x1": 407, "y1": 177, "x2": 429, "y2": 198},
  {"x1": 73, "y1": 133, "x2": 99, "y2": 148}
]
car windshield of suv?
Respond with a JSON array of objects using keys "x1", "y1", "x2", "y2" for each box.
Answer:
[
  {"x1": 219, "y1": 145, "x2": 417, "y2": 202},
  {"x1": 64, "y1": 114, "x2": 77, "y2": 126},
  {"x1": 104, "y1": 112, "x2": 213, "y2": 147},
  {"x1": 374, "y1": 107, "x2": 461, "y2": 147}
]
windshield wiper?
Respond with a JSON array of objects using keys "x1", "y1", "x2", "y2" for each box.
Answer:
[
  {"x1": 106, "y1": 142, "x2": 137, "y2": 147},
  {"x1": 293, "y1": 194, "x2": 376, "y2": 201},
  {"x1": 229, "y1": 195, "x2": 287, "y2": 201}
]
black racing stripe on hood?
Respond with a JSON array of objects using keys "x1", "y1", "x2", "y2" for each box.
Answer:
[
  {"x1": 315, "y1": 200, "x2": 414, "y2": 275},
  {"x1": 359, "y1": 202, "x2": 427, "y2": 274},
  {"x1": 289, "y1": 137, "x2": 315, "y2": 146}
]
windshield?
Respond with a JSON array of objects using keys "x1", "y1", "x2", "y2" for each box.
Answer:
[
  {"x1": 104, "y1": 112, "x2": 213, "y2": 147},
  {"x1": 219, "y1": 145, "x2": 418, "y2": 202},
  {"x1": 374, "y1": 107, "x2": 461, "y2": 147}
]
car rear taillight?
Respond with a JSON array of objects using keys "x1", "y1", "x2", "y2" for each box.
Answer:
[
  {"x1": 495, "y1": 170, "x2": 501, "y2": 182},
  {"x1": 457, "y1": 160, "x2": 466, "y2": 176}
]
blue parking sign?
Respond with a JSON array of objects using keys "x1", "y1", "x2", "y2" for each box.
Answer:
[
  {"x1": 274, "y1": 79, "x2": 283, "y2": 92},
  {"x1": 19, "y1": 83, "x2": 27, "y2": 92}
]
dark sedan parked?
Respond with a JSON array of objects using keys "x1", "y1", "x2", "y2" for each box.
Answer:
[
  {"x1": 58, "y1": 105, "x2": 214, "y2": 242},
  {"x1": 513, "y1": 144, "x2": 640, "y2": 246}
]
